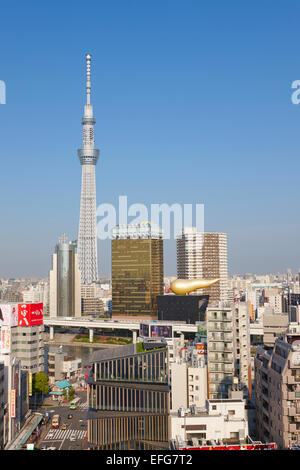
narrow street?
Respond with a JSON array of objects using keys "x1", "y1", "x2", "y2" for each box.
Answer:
[{"x1": 35, "y1": 390, "x2": 88, "y2": 451}]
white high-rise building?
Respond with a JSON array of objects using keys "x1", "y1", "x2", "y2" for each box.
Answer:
[
  {"x1": 206, "y1": 302, "x2": 251, "y2": 399},
  {"x1": 77, "y1": 54, "x2": 99, "y2": 285},
  {"x1": 177, "y1": 228, "x2": 228, "y2": 305}
]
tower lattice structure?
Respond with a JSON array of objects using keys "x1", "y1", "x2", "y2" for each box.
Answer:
[{"x1": 77, "y1": 54, "x2": 99, "y2": 285}]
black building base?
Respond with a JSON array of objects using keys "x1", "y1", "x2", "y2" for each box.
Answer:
[{"x1": 157, "y1": 294, "x2": 209, "y2": 324}]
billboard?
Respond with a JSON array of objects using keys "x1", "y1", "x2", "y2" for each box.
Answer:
[
  {"x1": 18, "y1": 303, "x2": 43, "y2": 326},
  {"x1": 150, "y1": 324, "x2": 172, "y2": 338},
  {"x1": 139, "y1": 324, "x2": 150, "y2": 337},
  {"x1": 195, "y1": 343, "x2": 207, "y2": 355},
  {"x1": 28, "y1": 372, "x2": 32, "y2": 397},
  {"x1": 0, "y1": 326, "x2": 11, "y2": 354},
  {"x1": 11, "y1": 389, "x2": 16, "y2": 418},
  {"x1": 0, "y1": 304, "x2": 18, "y2": 327}
]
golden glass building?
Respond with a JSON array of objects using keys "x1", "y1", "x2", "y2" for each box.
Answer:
[{"x1": 112, "y1": 223, "x2": 164, "y2": 317}]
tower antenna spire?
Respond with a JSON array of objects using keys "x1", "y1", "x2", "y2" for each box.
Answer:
[{"x1": 86, "y1": 53, "x2": 91, "y2": 105}]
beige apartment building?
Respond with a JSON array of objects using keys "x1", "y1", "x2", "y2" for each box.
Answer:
[
  {"x1": 177, "y1": 228, "x2": 228, "y2": 305},
  {"x1": 262, "y1": 310, "x2": 289, "y2": 347},
  {"x1": 81, "y1": 284, "x2": 105, "y2": 316},
  {"x1": 255, "y1": 324, "x2": 300, "y2": 449}
]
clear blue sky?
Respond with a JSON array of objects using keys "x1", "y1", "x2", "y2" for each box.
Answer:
[{"x1": 0, "y1": 0, "x2": 300, "y2": 278}]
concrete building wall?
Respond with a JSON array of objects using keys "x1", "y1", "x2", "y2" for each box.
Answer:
[
  {"x1": 254, "y1": 336, "x2": 300, "y2": 449},
  {"x1": 0, "y1": 362, "x2": 4, "y2": 449},
  {"x1": 263, "y1": 313, "x2": 289, "y2": 347},
  {"x1": 171, "y1": 399, "x2": 248, "y2": 443},
  {"x1": 11, "y1": 325, "x2": 44, "y2": 373}
]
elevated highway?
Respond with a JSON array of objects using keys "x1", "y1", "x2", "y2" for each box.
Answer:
[{"x1": 43, "y1": 317, "x2": 198, "y2": 343}]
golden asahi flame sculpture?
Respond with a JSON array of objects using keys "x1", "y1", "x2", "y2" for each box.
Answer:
[{"x1": 170, "y1": 278, "x2": 220, "y2": 295}]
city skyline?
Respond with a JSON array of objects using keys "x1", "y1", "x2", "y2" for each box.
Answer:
[{"x1": 1, "y1": 1, "x2": 300, "y2": 278}]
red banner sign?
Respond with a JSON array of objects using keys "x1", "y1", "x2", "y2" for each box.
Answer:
[{"x1": 18, "y1": 303, "x2": 43, "y2": 326}]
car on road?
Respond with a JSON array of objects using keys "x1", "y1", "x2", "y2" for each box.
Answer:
[
  {"x1": 47, "y1": 447, "x2": 56, "y2": 450},
  {"x1": 61, "y1": 423, "x2": 68, "y2": 430},
  {"x1": 70, "y1": 434, "x2": 76, "y2": 441},
  {"x1": 68, "y1": 414, "x2": 73, "y2": 419}
]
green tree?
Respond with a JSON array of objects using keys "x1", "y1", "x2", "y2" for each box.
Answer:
[
  {"x1": 63, "y1": 386, "x2": 75, "y2": 402},
  {"x1": 32, "y1": 372, "x2": 49, "y2": 395}
]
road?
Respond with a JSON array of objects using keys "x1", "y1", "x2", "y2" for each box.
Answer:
[{"x1": 36, "y1": 391, "x2": 88, "y2": 451}]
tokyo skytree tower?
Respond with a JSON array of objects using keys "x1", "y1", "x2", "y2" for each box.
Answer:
[{"x1": 77, "y1": 54, "x2": 99, "y2": 285}]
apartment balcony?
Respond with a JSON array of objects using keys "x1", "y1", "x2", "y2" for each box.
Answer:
[
  {"x1": 288, "y1": 407, "x2": 296, "y2": 417},
  {"x1": 208, "y1": 355, "x2": 234, "y2": 364},
  {"x1": 208, "y1": 315, "x2": 233, "y2": 322},
  {"x1": 208, "y1": 326, "x2": 232, "y2": 333},
  {"x1": 208, "y1": 345, "x2": 233, "y2": 352},
  {"x1": 288, "y1": 392, "x2": 296, "y2": 400},
  {"x1": 283, "y1": 375, "x2": 294, "y2": 385},
  {"x1": 208, "y1": 365, "x2": 234, "y2": 374},
  {"x1": 289, "y1": 360, "x2": 300, "y2": 369},
  {"x1": 289, "y1": 423, "x2": 297, "y2": 432}
]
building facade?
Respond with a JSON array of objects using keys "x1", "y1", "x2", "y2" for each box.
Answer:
[
  {"x1": 171, "y1": 394, "x2": 249, "y2": 447},
  {"x1": 48, "y1": 347, "x2": 82, "y2": 384},
  {"x1": 170, "y1": 347, "x2": 207, "y2": 411},
  {"x1": 87, "y1": 341, "x2": 170, "y2": 449},
  {"x1": 81, "y1": 284, "x2": 105, "y2": 316},
  {"x1": 0, "y1": 362, "x2": 4, "y2": 449},
  {"x1": 49, "y1": 236, "x2": 81, "y2": 317},
  {"x1": 254, "y1": 325, "x2": 300, "y2": 449},
  {"x1": 177, "y1": 228, "x2": 228, "y2": 305},
  {"x1": 206, "y1": 302, "x2": 251, "y2": 399},
  {"x1": 11, "y1": 325, "x2": 44, "y2": 373},
  {"x1": 112, "y1": 223, "x2": 164, "y2": 317}
]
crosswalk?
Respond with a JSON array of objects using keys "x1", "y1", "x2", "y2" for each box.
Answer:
[
  {"x1": 60, "y1": 402, "x2": 88, "y2": 410},
  {"x1": 78, "y1": 402, "x2": 89, "y2": 410},
  {"x1": 45, "y1": 429, "x2": 87, "y2": 441}
]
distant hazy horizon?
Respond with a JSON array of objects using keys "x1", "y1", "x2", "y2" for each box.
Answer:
[{"x1": 1, "y1": 1, "x2": 300, "y2": 278}]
